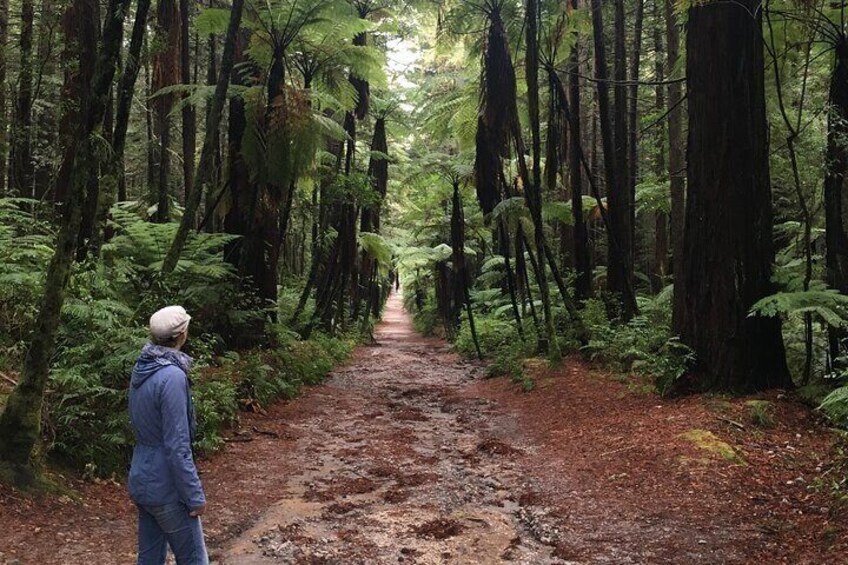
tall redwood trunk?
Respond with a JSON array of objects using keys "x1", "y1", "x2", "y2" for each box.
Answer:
[
  {"x1": 652, "y1": 0, "x2": 668, "y2": 291},
  {"x1": 675, "y1": 0, "x2": 791, "y2": 391},
  {"x1": 9, "y1": 0, "x2": 34, "y2": 197},
  {"x1": 591, "y1": 0, "x2": 635, "y2": 315},
  {"x1": 824, "y1": 38, "x2": 848, "y2": 362},
  {"x1": 0, "y1": 0, "x2": 8, "y2": 195},
  {"x1": 525, "y1": 0, "x2": 557, "y2": 354},
  {"x1": 610, "y1": 0, "x2": 635, "y2": 317},
  {"x1": 568, "y1": 0, "x2": 590, "y2": 301},
  {"x1": 180, "y1": 0, "x2": 195, "y2": 207},
  {"x1": 628, "y1": 0, "x2": 643, "y2": 264},
  {"x1": 666, "y1": 0, "x2": 685, "y2": 320},
  {"x1": 152, "y1": 0, "x2": 182, "y2": 222}
]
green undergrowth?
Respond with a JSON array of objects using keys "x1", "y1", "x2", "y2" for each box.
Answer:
[
  {"x1": 191, "y1": 330, "x2": 355, "y2": 455},
  {"x1": 0, "y1": 202, "x2": 357, "y2": 481},
  {"x1": 45, "y1": 329, "x2": 355, "y2": 479},
  {"x1": 420, "y1": 285, "x2": 694, "y2": 395}
]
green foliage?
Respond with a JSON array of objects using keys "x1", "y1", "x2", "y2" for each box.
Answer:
[
  {"x1": 750, "y1": 287, "x2": 848, "y2": 329},
  {"x1": 0, "y1": 199, "x2": 55, "y2": 354},
  {"x1": 455, "y1": 314, "x2": 529, "y2": 380},
  {"x1": 193, "y1": 377, "x2": 239, "y2": 454},
  {"x1": 746, "y1": 400, "x2": 776, "y2": 428},
  {"x1": 581, "y1": 293, "x2": 694, "y2": 396},
  {"x1": 455, "y1": 315, "x2": 522, "y2": 358},
  {"x1": 820, "y1": 387, "x2": 848, "y2": 427},
  {"x1": 635, "y1": 179, "x2": 671, "y2": 215}
]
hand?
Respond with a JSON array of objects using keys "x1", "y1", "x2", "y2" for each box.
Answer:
[{"x1": 189, "y1": 504, "x2": 206, "y2": 517}]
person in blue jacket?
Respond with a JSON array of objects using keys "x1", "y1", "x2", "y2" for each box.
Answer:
[{"x1": 128, "y1": 305, "x2": 208, "y2": 565}]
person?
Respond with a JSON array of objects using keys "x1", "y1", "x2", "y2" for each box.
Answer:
[{"x1": 128, "y1": 305, "x2": 208, "y2": 565}]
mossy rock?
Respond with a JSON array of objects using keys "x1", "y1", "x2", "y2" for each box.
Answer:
[{"x1": 680, "y1": 429, "x2": 745, "y2": 465}]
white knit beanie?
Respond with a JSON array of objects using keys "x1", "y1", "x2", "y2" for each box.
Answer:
[{"x1": 149, "y1": 305, "x2": 192, "y2": 342}]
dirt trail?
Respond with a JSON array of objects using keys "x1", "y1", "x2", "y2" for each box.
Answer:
[{"x1": 220, "y1": 294, "x2": 567, "y2": 564}]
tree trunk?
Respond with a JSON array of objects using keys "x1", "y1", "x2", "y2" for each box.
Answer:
[
  {"x1": 144, "y1": 37, "x2": 155, "y2": 193},
  {"x1": 180, "y1": 0, "x2": 195, "y2": 206},
  {"x1": 9, "y1": 0, "x2": 34, "y2": 197},
  {"x1": 0, "y1": 0, "x2": 9, "y2": 195},
  {"x1": 591, "y1": 0, "x2": 636, "y2": 315},
  {"x1": 568, "y1": 0, "x2": 590, "y2": 300},
  {"x1": 115, "y1": 0, "x2": 153, "y2": 202},
  {"x1": 666, "y1": 0, "x2": 685, "y2": 320},
  {"x1": 162, "y1": 0, "x2": 244, "y2": 274},
  {"x1": 524, "y1": 0, "x2": 557, "y2": 355},
  {"x1": 824, "y1": 38, "x2": 848, "y2": 363},
  {"x1": 652, "y1": 0, "x2": 668, "y2": 292},
  {"x1": 54, "y1": 0, "x2": 97, "y2": 205},
  {"x1": 610, "y1": 0, "x2": 635, "y2": 317},
  {"x1": 0, "y1": 0, "x2": 129, "y2": 476},
  {"x1": 152, "y1": 0, "x2": 182, "y2": 222},
  {"x1": 204, "y1": 23, "x2": 221, "y2": 232},
  {"x1": 674, "y1": 1, "x2": 791, "y2": 392},
  {"x1": 628, "y1": 0, "x2": 643, "y2": 266}
]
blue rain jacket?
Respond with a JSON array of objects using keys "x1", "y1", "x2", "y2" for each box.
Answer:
[{"x1": 127, "y1": 343, "x2": 206, "y2": 511}]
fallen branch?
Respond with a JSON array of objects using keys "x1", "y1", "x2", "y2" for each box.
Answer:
[
  {"x1": 0, "y1": 372, "x2": 18, "y2": 387},
  {"x1": 252, "y1": 426, "x2": 280, "y2": 439},
  {"x1": 223, "y1": 436, "x2": 254, "y2": 443},
  {"x1": 716, "y1": 416, "x2": 746, "y2": 431}
]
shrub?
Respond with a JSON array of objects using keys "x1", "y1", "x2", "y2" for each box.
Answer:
[
  {"x1": 747, "y1": 400, "x2": 776, "y2": 428},
  {"x1": 455, "y1": 315, "x2": 524, "y2": 358},
  {"x1": 46, "y1": 325, "x2": 147, "y2": 474},
  {"x1": 580, "y1": 294, "x2": 694, "y2": 396},
  {"x1": 193, "y1": 377, "x2": 239, "y2": 453},
  {"x1": 821, "y1": 386, "x2": 848, "y2": 427}
]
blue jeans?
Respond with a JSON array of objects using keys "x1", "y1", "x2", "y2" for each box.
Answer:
[{"x1": 136, "y1": 502, "x2": 209, "y2": 565}]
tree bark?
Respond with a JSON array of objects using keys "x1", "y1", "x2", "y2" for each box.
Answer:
[
  {"x1": 525, "y1": 0, "x2": 557, "y2": 355},
  {"x1": 9, "y1": 0, "x2": 34, "y2": 197},
  {"x1": 591, "y1": 0, "x2": 636, "y2": 315},
  {"x1": 180, "y1": 0, "x2": 195, "y2": 206},
  {"x1": 152, "y1": 0, "x2": 182, "y2": 222},
  {"x1": 568, "y1": 0, "x2": 590, "y2": 301},
  {"x1": 674, "y1": 0, "x2": 791, "y2": 391},
  {"x1": 666, "y1": 0, "x2": 685, "y2": 321},
  {"x1": 0, "y1": 0, "x2": 9, "y2": 195},
  {"x1": 628, "y1": 0, "x2": 643, "y2": 263},
  {"x1": 652, "y1": 0, "x2": 668, "y2": 292},
  {"x1": 824, "y1": 38, "x2": 848, "y2": 363}
]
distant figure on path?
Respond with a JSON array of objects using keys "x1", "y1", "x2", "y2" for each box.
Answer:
[{"x1": 128, "y1": 306, "x2": 208, "y2": 565}]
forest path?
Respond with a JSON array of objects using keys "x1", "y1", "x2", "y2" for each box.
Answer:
[{"x1": 219, "y1": 293, "x2": 569, "y2": 564}]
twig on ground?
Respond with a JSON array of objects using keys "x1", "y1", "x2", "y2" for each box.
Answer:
[
  {"x1": 251, "y1": 426, "x2": 280, "y2": 439},
  {"x1": 223, "y1": 436, "x2": 254, "y2": 443},
  {"x1": 716, "y1": 416, "x2": 746, "y2": 431},
  {"x1": 0, "y1": 372, "x2": 18, "y2": 387}
]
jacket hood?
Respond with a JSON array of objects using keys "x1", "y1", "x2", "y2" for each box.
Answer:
[{"x1": 131, "y1": 343, "x2": 193, "y2": 389}]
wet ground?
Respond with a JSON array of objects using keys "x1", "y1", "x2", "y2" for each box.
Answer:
[{"x1": 220, "y1": 293, "x2": 570, "y2": 564}]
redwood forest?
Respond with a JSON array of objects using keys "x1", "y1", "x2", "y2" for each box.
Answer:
[{"x1": 0, "y1": 0, "x2": 848, "y2": 562}]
